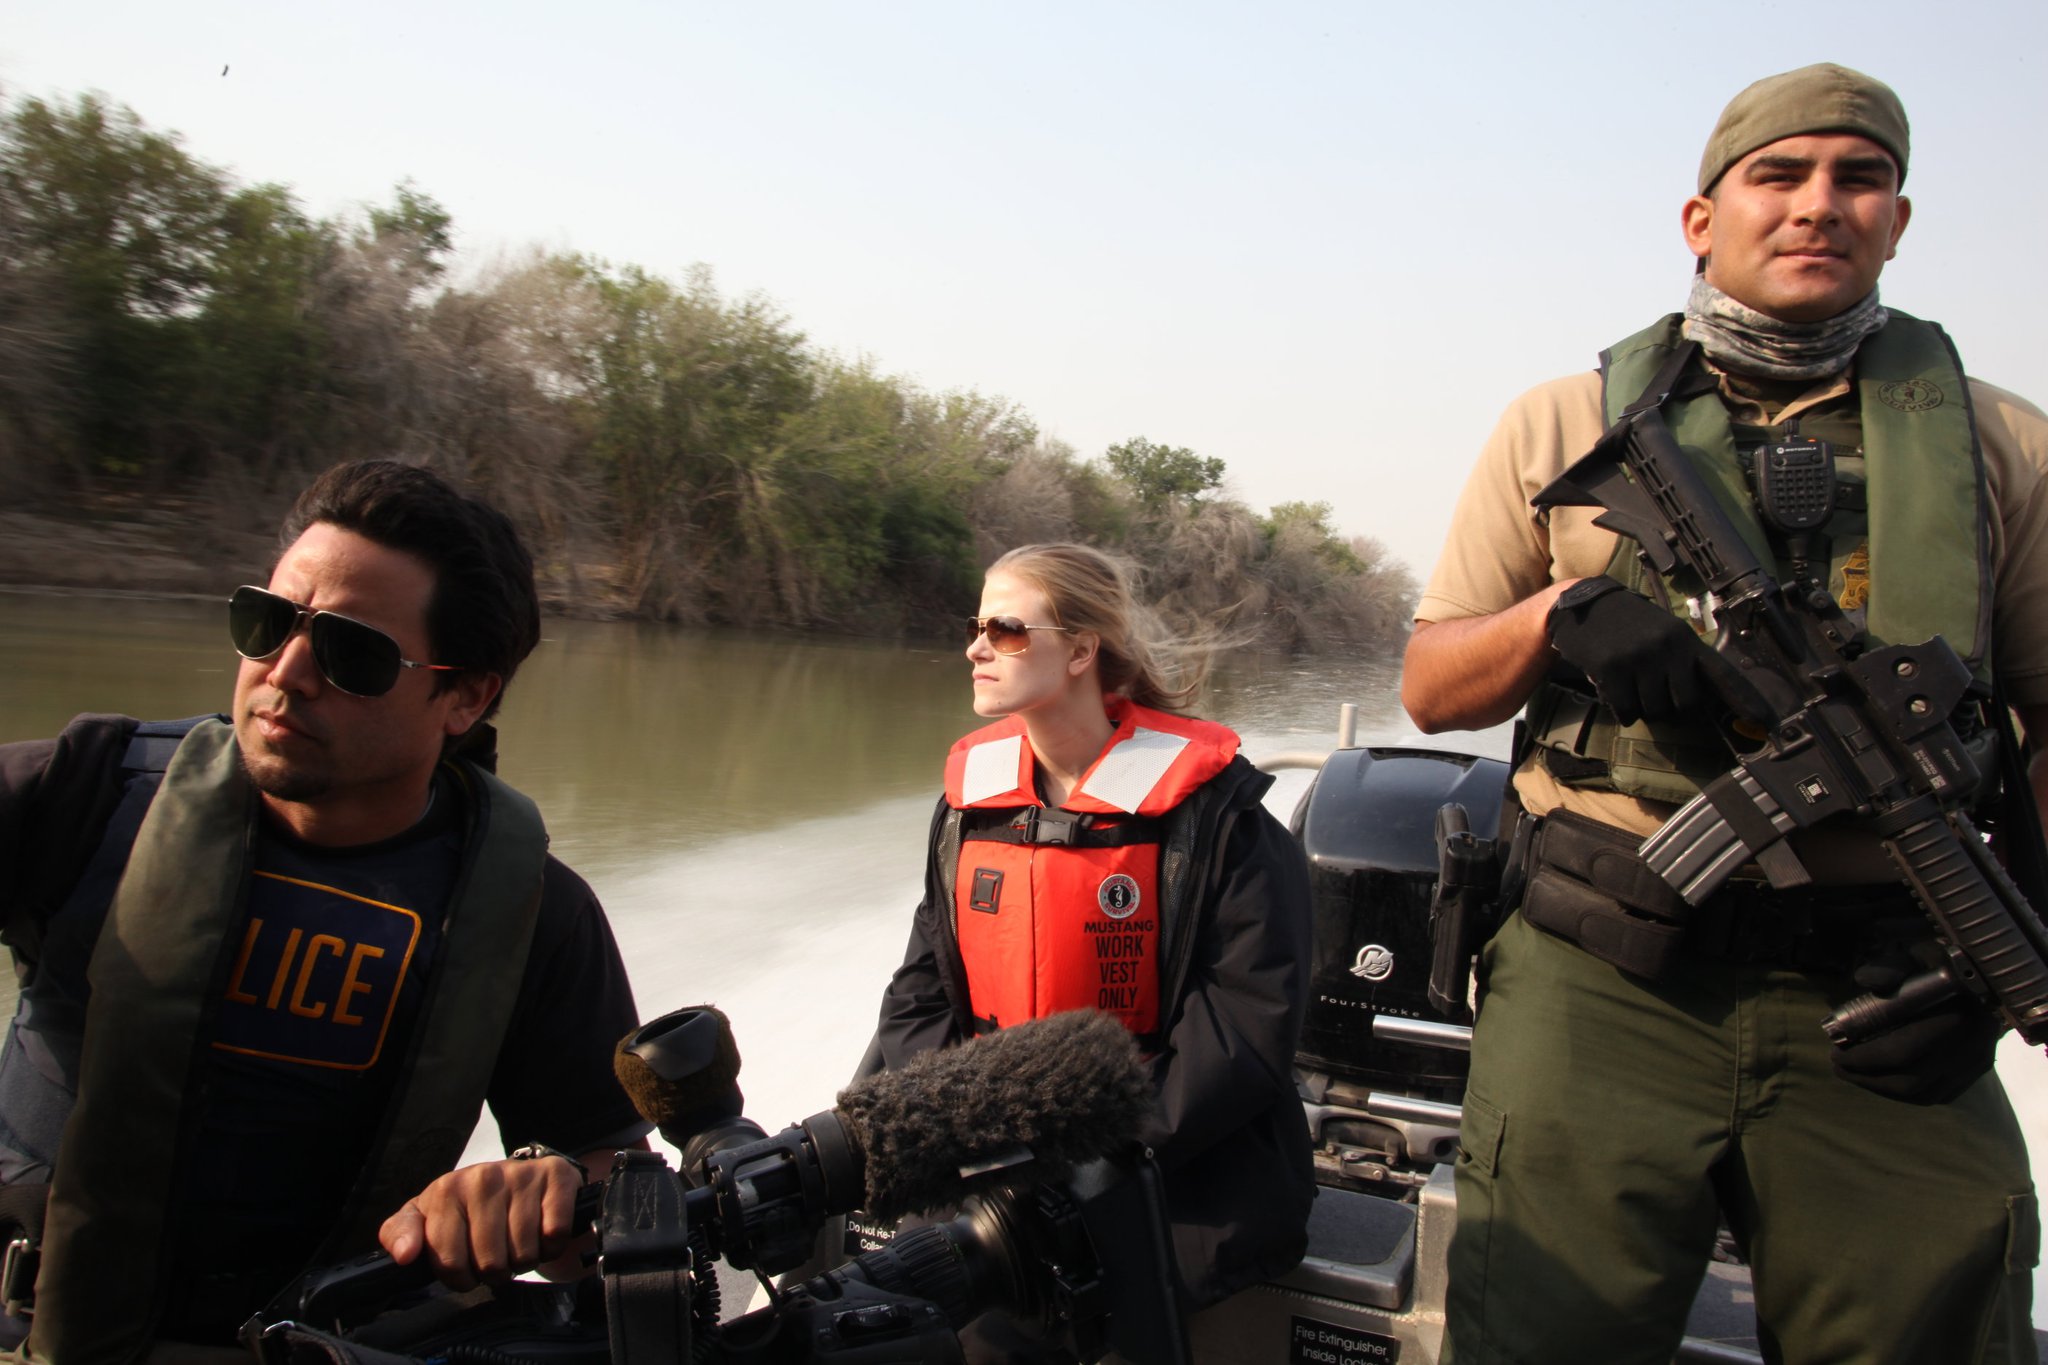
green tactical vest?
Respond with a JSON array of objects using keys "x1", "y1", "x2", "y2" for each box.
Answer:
[
  {"x1": 1528, "y1": 311, "x2": 1993, "y2": 806},
  {"x1": 29, "y1": 720, "x2": 548, "y2": 1364}
]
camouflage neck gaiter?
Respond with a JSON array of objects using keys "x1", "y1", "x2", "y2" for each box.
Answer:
[{"x1": 1681, "y1": 274, "x2": 1887, "y2": 381}]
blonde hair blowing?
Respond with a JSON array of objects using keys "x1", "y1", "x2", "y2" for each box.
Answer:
[{"x1": 989, "y1": 543, "x2": 1207, "y2": 712}]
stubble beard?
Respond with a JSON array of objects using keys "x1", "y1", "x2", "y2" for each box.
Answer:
[{"x1": 238, "y1": 744, "x2": 332, "y2": 804}]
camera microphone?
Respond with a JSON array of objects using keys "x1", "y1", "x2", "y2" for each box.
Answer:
[
  {"x1": 620, "y1": 1005, "x2": 1151, "y2": 1222},
  {"x1": 607, "y1": 1005, "x2": 1149, "y2": 1275},
  {"x1": 835, "y1": 1008, "x2": 1153, "y2": 1220}
]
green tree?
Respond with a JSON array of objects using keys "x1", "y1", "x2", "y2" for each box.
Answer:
[
  {"x1": 1262, "y1": 500, "x2": 1364, "y2": 573},
  {"x1": 1, "y1": 93, "x2": 227, "y2": 318},
  {"x1": 0, "y1": 125, "x2": 76, "y2": 483},
  {"x1": 0, "y1": 87, "x2": 1421, "y2": 651},
  {"x1": 0, "y1": 92, "x2": 233, "y2": 474},
  {"x1": 1102, "y1": 435, "x2": 1225, "y2": 508},
  {"x1": 570, "y1": 262, "x2": 814, "y2": 617},
  {"x1": 186, "y1": 183, "x2": 337, "y2": 470},
  {"x1": 366, "y1": 180, "x2": 453, "y2": 282}
]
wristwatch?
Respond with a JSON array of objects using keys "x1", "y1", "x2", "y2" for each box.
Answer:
[{"x1": 510, "y1": 1142, "x2": 590, "y2": 1182}]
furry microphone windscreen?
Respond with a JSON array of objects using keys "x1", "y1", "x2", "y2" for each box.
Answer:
[{"x1": 835, "y1": 1009, "x2": 1153, "y2": 1221}]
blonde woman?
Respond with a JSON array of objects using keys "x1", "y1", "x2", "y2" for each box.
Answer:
[{"x1": 872, "y1": 543, "x2": 1313, "y2": 1315}]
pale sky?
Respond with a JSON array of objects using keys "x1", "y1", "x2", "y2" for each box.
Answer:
[{"x1": 3, "y1": 0, "x2": 2043, "y2": 581}]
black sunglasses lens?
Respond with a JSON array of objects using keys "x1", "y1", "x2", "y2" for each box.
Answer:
[
  {"x1": 309, "y1": 613, "x2": 402, "y2": 697},
  {"x1": 230, "y1": 587, "x2": 405, "y2": 696},
  {"x1": 229, "y1": 587, "x2": 296, "y2": 659}
]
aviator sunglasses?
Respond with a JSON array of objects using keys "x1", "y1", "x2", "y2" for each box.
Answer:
[
  {"x1": 229, "y1": 585, "x2": 463, "y2": 697},
  {"x1": 969, "y1": 615, "x2": 1076, "y2": 656}
]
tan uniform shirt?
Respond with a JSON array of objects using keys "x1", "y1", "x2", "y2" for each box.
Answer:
[{"x1": 1417, "y1": 362, "x2": 2048, "y2": 839}]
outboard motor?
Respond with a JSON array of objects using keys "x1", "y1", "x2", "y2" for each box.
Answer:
[{"x1": 1289, "y1": 746, "x2": 1510, "y2": 1193}]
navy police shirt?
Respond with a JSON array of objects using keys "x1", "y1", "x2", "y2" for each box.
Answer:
[{"x1": 174, "y1": 774, "x2": 461, "y2": 1313}]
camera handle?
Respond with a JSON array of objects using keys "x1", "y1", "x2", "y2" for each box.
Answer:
[{"x1": 602, "y1": 1149, "x2": 709, "y2": 1365}]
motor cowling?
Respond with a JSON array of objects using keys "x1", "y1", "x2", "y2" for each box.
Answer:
[{"x1": 1289, "y1": 747, "x2": 1510, "y2": 1096}]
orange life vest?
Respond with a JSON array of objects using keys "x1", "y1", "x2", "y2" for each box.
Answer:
[{"x1": 943, "y1": 700, "x2": 1239, "y2": 1038}]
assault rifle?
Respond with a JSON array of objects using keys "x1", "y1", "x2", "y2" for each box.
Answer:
[{"x1": 1535, "y1": 363, "x2": 2048, "y2": 1051}]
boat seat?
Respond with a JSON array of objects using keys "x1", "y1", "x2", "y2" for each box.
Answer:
[{"x1": 1279, "y1": 1186, "x2": 1416, "y2": 1311}]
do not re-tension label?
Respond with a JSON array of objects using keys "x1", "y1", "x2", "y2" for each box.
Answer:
[{"x1": 1290, "y1": 1315, "x2": 1401, "y2": 1365}]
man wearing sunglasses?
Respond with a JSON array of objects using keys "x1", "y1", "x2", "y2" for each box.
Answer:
[{"x1": 0, "y1": 462, "x2": 671, "y2": 1358}]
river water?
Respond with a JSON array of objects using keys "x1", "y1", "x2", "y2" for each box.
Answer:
[
  {"x1": 2, "y1": 588, "x2": 2041, "y2": 1319},
  {"x1": 0, "y1": 589, "x2": 1417, "y2": 1131}
]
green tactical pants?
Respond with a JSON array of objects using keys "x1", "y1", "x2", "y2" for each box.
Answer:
[{"x1": 1443, "y1": 911, "x2": 2039, "y2": 1365}]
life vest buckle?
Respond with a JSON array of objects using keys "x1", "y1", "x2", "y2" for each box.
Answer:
[
  {"x1": 1013, "y1": 808, "x2": 1081, "y2": 846},
  {"x1": 1, "y1": 1235, "x2": 37, "y2": 1318}
]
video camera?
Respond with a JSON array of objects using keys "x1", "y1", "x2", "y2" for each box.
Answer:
[
  {"x1": 599, "y1": 1139, "x2": 1180, "y2": 1365},
  {"x1": 247, "y1": 1009, "x2": 1186, "y2": 1365}
]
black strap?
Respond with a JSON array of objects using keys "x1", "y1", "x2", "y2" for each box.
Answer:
[
  {"x1": 1519, "y1": 809, "x2": 1694, "y2": 979},
  {"x1": 1990, "y1": 685, "x2": 2048, "y2": 912},
  {"x1": 600, "y1": 1152, "x2": 695, "y2": 1365},
  {"x1": 1698, "y1": 771, "x2": 1793, "y2": 868},
  {"x1": 958, "y1": 807, "x2": 1164, "y2": 849},
  {"x1": 4, "y1": 716, "x2": 139, "y2": 974},
  {"x1": 1529, "y1": 809, "x2": 1688, "y2": 921},
  {"x1": 119, "y1": 723, "x2": 198, "y2": 776},
  {"x1": 1620, "y1": 339, "x2": 1718, "y2": 418},
  {"x1": 606, "y1": 1267, "x2": 692, "y2": 1365}
]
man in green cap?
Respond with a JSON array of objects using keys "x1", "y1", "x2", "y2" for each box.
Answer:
[{"x1": 1403, "y1": 63, "x2": 2043, "y2": 1363}]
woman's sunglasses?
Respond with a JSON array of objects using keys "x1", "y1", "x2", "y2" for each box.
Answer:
[
  {"x1": 969, "y1": 615, "x2": 1076, "y2": 657},
  {"x1": 229, "y1": 585, "x2": 463, "y2": 698}
]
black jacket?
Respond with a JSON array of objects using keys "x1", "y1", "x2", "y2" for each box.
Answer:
[{"x1": 874, "y1": 754, "x2": 1315, "y2": 1307}]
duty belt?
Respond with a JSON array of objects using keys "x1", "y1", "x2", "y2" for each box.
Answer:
[
  {"x1": 1683, "y1": 880, "x2": 1907, "y2": 973},
  {"x1": 1516, "y1": 808, "x2": 1900, "y2": 979}
]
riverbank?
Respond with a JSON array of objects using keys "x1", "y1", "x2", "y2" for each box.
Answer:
[
  {"x1": 0, "y1": 492, "x2": 621, "y2": 614},
  {"x1": 0, "y1": 465, "x2": 1422, "y2": 648},
  {"x1": 0, "y1": 495, "x2": 275, "y2": 600}
]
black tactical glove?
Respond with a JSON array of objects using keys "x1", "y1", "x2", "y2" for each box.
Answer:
[
  {"x1": 1830, "y1": 942, "x2": 2002, "y2": 1105},
  {"x1": 1547, "y1": 576, "x2": 1773, "y2": 728}
]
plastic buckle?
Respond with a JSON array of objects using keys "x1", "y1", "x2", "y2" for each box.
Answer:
[
  {"x1": 1018, "y1": 808, "x2": 1079, "y2": 846},
  {"x1": 1, "y1": 1236, "x2": 37, "y2": 1319}
]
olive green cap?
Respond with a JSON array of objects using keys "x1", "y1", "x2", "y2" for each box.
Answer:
[{"x1": 1698, "y1": 63, "x2": 1909, "y2": 193}]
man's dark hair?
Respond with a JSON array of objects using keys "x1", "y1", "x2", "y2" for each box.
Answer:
[{"x1": 279, "y1": 460, "x2": 542, "y2": 720}]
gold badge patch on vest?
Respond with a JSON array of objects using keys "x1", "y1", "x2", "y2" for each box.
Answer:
[
  {"x1": 215, "y1": 871, "x2": 424, "y2": 1070},
  {"x1": 1839, "y1": 542, "x2": 1872, "y2": 612}
]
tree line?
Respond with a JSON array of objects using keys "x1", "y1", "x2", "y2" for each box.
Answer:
[{"x1": 0, "y1": 91, "x2": 1415, "y2": 651}]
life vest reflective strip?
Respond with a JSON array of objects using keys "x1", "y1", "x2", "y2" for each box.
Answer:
[
  {"x1": 1527, "y1": 312, "x2": 1991, "y2": 805},
  {"x1": 943, "y1": 702, "x2": 1238, "y2": 1038},
  {"x1": 28, "y1": 720, "x2": 546, "y2": 1363}
]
